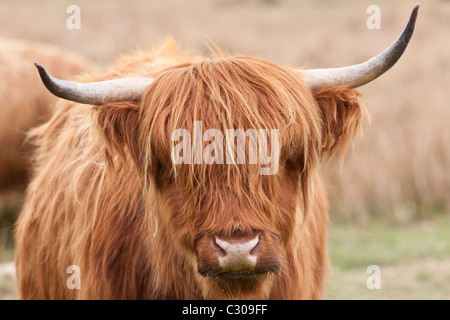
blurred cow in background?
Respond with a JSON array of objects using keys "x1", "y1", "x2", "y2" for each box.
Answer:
[{"x1": 0, "y1": 38, "x2": 93, "y2": 194}]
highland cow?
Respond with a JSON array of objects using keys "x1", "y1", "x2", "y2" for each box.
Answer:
[{"x1": 15, "y1": 6, "x2": 418, "y2": 299}]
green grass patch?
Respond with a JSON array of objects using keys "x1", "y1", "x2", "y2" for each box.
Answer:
[{"x1": 328, "y1": 216, "x2": 450, "y2": 271}]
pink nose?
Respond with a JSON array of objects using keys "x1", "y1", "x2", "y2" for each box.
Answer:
[{"x1": 212, "y1": 235, "x2": 261, "y2": 273}]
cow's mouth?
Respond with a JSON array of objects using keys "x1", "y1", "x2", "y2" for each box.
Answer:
[
  {"x1": 198, "y1": 264, "x2": 279, "y2": 279},
  {"x1": 218, "y1": 270, "x2": 266, "y2": 277},
  {"x1": 212, "y1": 268, "x2": 270, "y2": 280},
  {"x1": 208, "y1": 271, "x2": 270, "y2": 296},
  {"x1": 199, "y1": 265, "x2": 279, "y2": 297}
]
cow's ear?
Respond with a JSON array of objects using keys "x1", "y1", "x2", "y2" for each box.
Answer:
[
  {"x1": 312, "y1": 87, "x2": 370, "y2": 160},
  {"x1": 95, "y1": 102, "x2": 141, "y2": 167}
]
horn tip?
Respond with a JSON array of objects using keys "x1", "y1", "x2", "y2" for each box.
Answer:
[
  {"x1": 34, "y1": 61, "x2": 44, "y2": 70},
  {"x1": 34, "y1": 61, "x2": 62, "y2": 97},
  {"x1": 411, "y1": 3, "x2": 420, "y2": 18},
  {"x1": 34, "y1": 61, "x2": 49, "y2": 80}
]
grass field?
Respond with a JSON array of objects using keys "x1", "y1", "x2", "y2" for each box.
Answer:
[
  {"x1": 0, "y1": 0, "x2": 449, "y2": 299},
  {"x1": 326, "y1": 216, "x2": 450, "y2": 299}
]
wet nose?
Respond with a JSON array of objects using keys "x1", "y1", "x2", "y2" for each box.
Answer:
[{"x1": 212, "y1": 235, "x2": 261, "y2": 273}]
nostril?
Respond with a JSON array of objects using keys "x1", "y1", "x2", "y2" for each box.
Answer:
[
  {"x1": 211, "y1": 237, "x2": 227, "y2": 257},
  {"x1": 249, "y1": 236, "x2": 262, "y2": 256}
]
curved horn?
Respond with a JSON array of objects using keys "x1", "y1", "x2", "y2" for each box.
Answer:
[
  {"x1": 34, "y1": 62, "x2": 154, "y2": 105},
  {"x1": 300, "y1": 3, "x2": 419, "y2": 90}
]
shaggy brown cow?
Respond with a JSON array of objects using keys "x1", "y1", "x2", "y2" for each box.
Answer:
[
  {"x1": 15, "y1": 6, "x2": 418, "y2": 299},
  {"x1": 0, "y1": 38, "x2": 93, "y2": 194}
]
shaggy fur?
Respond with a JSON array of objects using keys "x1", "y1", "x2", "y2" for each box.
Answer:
[
  {"x1": 0, "y1": 38, "x2": 93, "y2": 193},
  {"x1": 15, "y1": 39, "x2": 367, "y2": 299}
]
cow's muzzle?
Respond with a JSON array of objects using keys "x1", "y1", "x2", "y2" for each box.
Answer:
[{"x1": 196, "y1": 232, "x2": 281, "y2": 278}]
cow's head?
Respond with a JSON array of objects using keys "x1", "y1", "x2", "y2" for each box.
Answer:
[{"x1": 35, "y1": 6, "x2": 418, "y2": 299}]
